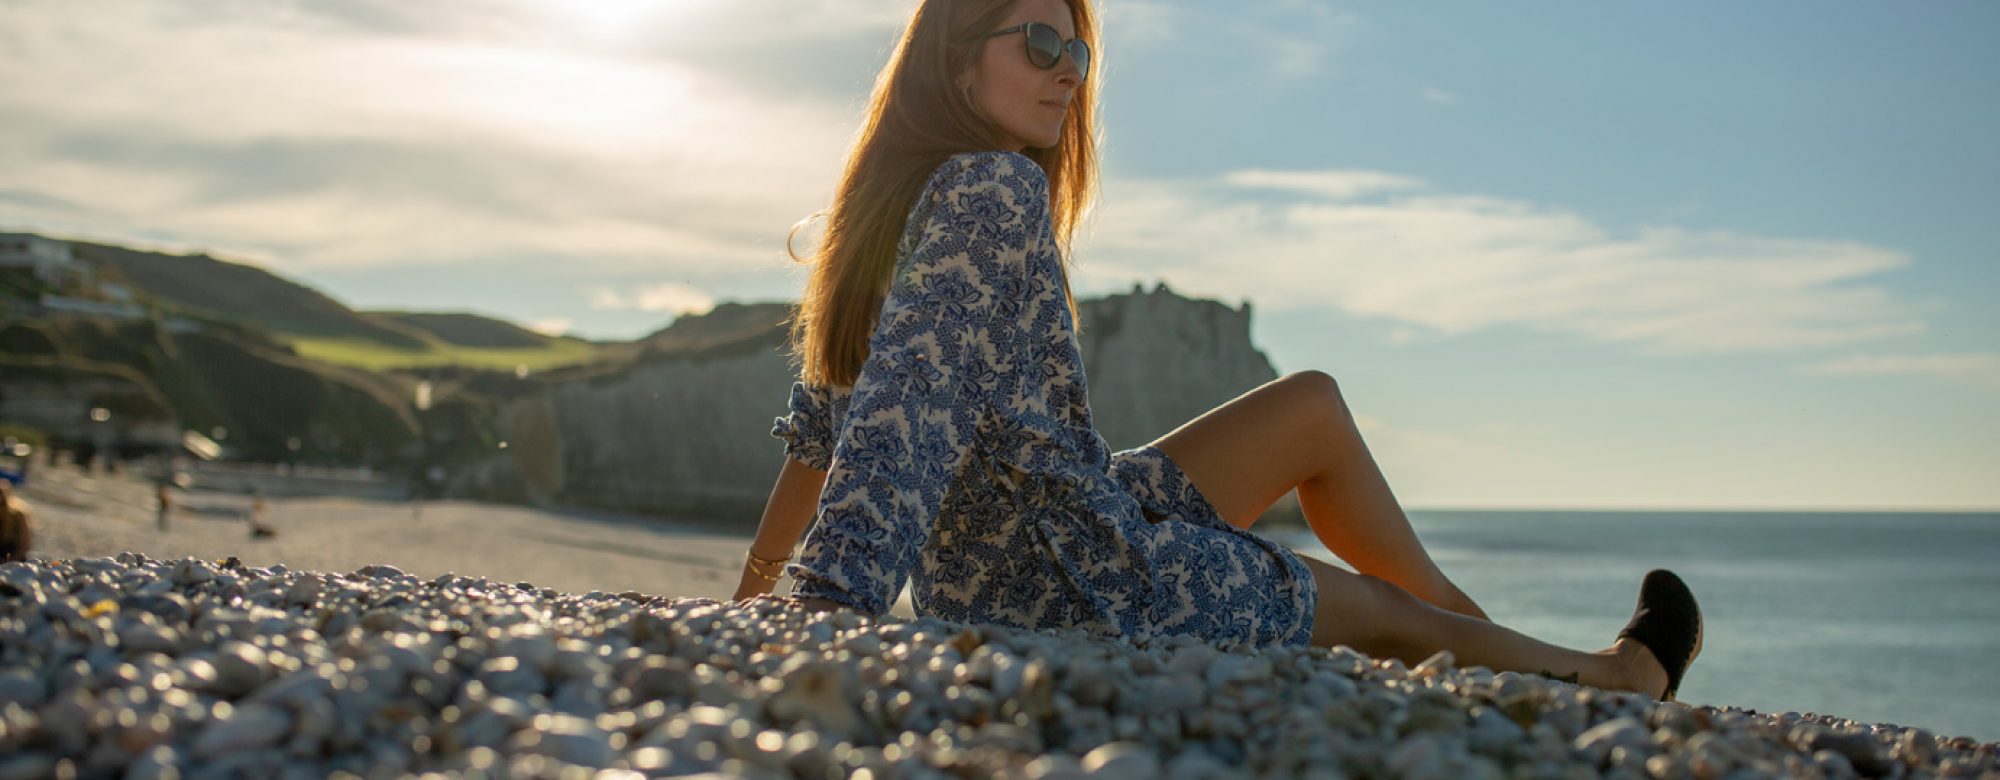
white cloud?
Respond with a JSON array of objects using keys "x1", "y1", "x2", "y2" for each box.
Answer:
[
  {"x1": 527, "y1": 317, "x2": 573, "y2": 337},
  {"x1": 0, "y1": 0, "x2": 1945, "y2": 368},
  {"x1": 1263, "y1": 35, "x2": 1331, "y2": 79},
  {"x1": 588, "y1": 282, "x2": 715, "y2": 315},
  {"x1": 1798, "y1": 353, "x2": 2000, "y2": 390},
  {"x1": 1074, "y1": 170, "x2": 1930, "y2": 356},
  {"x1": 1222, "y1": 170, "x2": 1425, "y2": 201},
  {"x1": 1422, "y1": 86, "x2": 1460, "y2": 105},
  {"x1": 0, "y1": 0, "x2": 870, "y2": 274}
]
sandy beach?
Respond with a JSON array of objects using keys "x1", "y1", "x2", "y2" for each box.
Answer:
[{"x1": 18, "y1": 464, "x2": 771, "y2": 604}]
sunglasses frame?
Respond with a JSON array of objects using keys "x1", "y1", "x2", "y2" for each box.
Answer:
[{"x1": 984, "y1": 21, "x2": 1090, "y2": 81}]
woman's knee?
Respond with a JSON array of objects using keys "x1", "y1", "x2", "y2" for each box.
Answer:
[
  {"x1": 1276, "y1": 369, "x2": 1334, "y2": 395},
  {"x1": 1277, "y1": 370, "x2": 1353, "y2": 433}
]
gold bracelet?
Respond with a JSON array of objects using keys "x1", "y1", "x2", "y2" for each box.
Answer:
[
  {"x1": 746, "y1": 550, "x2": 792, "y2": 568},
  {"x1": 745, "y1": 553, "x2": 789, "y2": 579}
]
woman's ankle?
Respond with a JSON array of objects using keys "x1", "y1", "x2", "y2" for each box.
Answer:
[{"x1": 1613, "y1": 638, "x2": 1670, "y2": 699}]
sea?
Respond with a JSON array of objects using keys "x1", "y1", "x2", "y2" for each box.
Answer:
[{"x1": 1270, "y1": 510, "x2": 2000, "y2": 743}]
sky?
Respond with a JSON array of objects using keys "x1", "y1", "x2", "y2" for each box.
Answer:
[{"x1": 2, "y1": 0, "x2": 1995, "y2": 510}]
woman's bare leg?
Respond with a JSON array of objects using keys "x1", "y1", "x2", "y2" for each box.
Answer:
[
  {"x1": 1302, "y1": 555, "x2": 1669, "y2": 696},
  {"x1": 1152, "y1": 371, "x2": 1487, "y2": 619}
]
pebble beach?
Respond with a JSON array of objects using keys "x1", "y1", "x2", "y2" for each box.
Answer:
[{"x1": 5, "y1": 470, "x2": 1998, "y2": 778}]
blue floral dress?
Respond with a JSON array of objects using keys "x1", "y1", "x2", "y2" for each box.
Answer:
[{"x1": 771, "y1": 151, "x2": 1318, "y2": 648}]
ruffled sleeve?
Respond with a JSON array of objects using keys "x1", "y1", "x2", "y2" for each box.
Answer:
[{"x1": 770, "y1": 381, "x2": 847, "y2": 471}]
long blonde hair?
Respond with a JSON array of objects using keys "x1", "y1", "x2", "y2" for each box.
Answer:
[{"x1": 788, "y1": 0, "x2": 1099, "y2": 387}]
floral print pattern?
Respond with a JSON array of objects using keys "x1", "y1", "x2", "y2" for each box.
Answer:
[{"x1": 771, "y1": 151, "x2": 1317, "y2": 648}]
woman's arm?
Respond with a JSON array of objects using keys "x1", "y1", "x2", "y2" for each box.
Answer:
[{"x1": 732, "y1": 456, "x2": 828, "y2": 601}]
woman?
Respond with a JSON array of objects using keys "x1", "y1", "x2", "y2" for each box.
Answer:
[{"x1": 736, "y1": 0, "x2": 1702, "y2": 700}]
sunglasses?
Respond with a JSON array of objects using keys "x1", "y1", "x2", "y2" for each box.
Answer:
[{"x1": 985, "y1": 22, "x2": 1090, "y2": 81}]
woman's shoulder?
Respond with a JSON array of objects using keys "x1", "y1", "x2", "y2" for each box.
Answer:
[
  {"x1": 792, "y1": 380, "x2": 855, "y2": 400},
  {"x1": 925, "y1": 150, "x2": 1049, "y2": 201}
]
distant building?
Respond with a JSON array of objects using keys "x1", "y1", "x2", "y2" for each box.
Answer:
[
  {"x1": 0, "y1": 233, "x2": 81, "y2": 287},
  {"x1": 98, "y1": 281, "x2": 135, "y2": 303},
  {"x1": 39, "y1": 295, "x2": 144, "y2": 320},
  {"x1": 0, "y1": 363, "x2": 181, "y2": 451},
  {"x1": 1, "y1": 233, "x2": 152, "y2": 320}
]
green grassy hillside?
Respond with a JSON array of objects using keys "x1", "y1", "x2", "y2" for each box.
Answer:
[
  {"x1": 636, "y1": 301, "x2": 794, "y2": 354},
  {"x1": 371, "y1": 311, "x2": 558, "y2": 349},
  {"x1": 70, "y1": 241, "x2": 430, "y2": 348},
  {"x1": 49, "y1": 238, "x2": 604, "y2": 371},
  {"x1": 283, "y1": 335, "x2": 600, "y2": 372}
]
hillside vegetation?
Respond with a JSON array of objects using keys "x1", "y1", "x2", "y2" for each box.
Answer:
[
  {"x1": 3, "y1": 232, "x2": 792, "y2": 471},
  {"x1": 72, "y1": 242, "x2": 430, "y2": 348},
  {"x1": 1, "y1": 317, "x2": 421, "y2": 464},
  {"x1": 284, "y1": 335, "x2": 602, "y2": 372},
  {"x1": 64, "y1": 241, "x2": 605, "y2": 371},
  {"x1": 372, "y1": 311, "x2": 559, "y2": 349}
]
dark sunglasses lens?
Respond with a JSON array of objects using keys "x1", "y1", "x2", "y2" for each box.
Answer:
[
  {"x1": 1024, "y1": 23, "x2": 1063, "y2": 69},
  {"x1": 1068, "y1": 40, "x2": 1090, "y2": 76}
]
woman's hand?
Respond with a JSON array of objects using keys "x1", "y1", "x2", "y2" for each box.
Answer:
[
  {"x1": 735, "y1": 458, "x2": 827, "y2": 602},
  {"x1": 730, "y1": 559, "x2": 785, "y2": 602},
  {"x1": 730, "y1": 592, "x2": 852, "y2": 616}
]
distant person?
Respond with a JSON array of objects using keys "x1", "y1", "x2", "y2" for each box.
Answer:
[
  {"x1": 247, "y1": 487, "x2": 275, "y2": 540},
  {"x1": 736, "y1": 0, "x2": 1703, "y2": 703},
  {"x1": 1, "y1": 443, "x2": 30, "y2": 486},
  {"x1": 0, "y1": 482, "x2": 32, "y2": 562},
  {"x1": 409, "y1": 471, "x2": 423, "y2": 522},
  {"x1": 411, "y1": 464, "x2": 446, "y2": 522},
  {"x1": 155, "y1": 480, "x2": 173, "y2": 531}
]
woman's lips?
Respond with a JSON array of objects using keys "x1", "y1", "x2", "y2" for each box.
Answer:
[{"x1": 1040, "y1": 100, "x2": 1065, "y2": 111}]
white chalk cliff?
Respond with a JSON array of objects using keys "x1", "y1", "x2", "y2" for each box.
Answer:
[{"x1": 461, "y1": 285, "x2": 1283, "y2": 525}]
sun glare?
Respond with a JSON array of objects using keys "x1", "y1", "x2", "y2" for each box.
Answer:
[
  {"x1": 544, "y1": 0, "x2": 692, "y2": 40},
  {"x1": 355, "y1": 39, "x2": 705, "y2": 158}
]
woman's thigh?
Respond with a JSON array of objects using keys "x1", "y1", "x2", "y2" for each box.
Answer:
[{"x1": 1150, "y1": 371, "x2": 1344, "y2": 530}]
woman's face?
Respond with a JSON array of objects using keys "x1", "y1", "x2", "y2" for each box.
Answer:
[{"x1": 961, "y1": 0, "x2": 1083, "y2": 152}]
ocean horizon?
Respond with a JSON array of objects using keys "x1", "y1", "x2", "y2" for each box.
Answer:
[{"x1": 1273, "y1": 508, "x2": 2000, "y2": 743}]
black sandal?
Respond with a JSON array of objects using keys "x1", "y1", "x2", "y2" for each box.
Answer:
[{"x1": 1616, "y1": 569, "x2": 1703, "y2": 701}]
